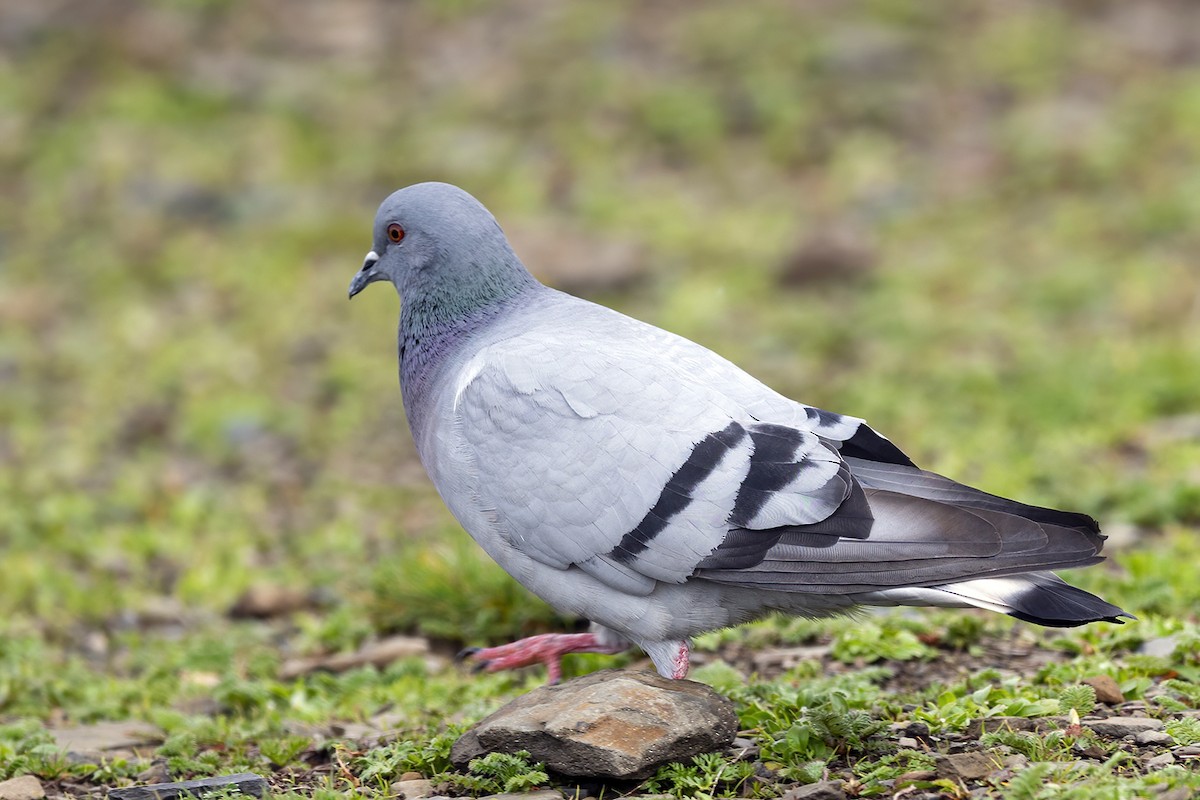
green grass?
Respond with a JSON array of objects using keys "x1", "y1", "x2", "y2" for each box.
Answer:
[{"x1": 1, "y1": 1, "x2": 1200, "y2": 797}]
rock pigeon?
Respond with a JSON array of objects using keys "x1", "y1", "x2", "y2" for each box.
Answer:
[{"x1": 348, "y1": 182, "x2": 1129, "y2": 682}]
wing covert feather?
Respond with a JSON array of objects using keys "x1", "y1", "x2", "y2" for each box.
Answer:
[{"x1": 452, "y1": 322, "x2": 850, "y2": 594}]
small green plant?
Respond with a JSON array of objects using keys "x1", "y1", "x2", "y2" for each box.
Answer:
[
  {"x1": 830, "y1": 620, "x2": 933, "y2": 664},
  {"x1": 1162, "y1": 678, "x2": 1200, "y2": 707},
  {"x1": 83, "y1": 755, "x2": 144, "y2": 785},
  {"x1": 1165, "y1": 716, "x2": 1200, "y2": 746},
  {"x1": 761, "y1": 696, "x2": 885, "y2": 777},
  {"x1": 980, "y1": 728, "x2": 1084, "y2": 762},
  {"x1": 689, "y1": 661, "x2": 747, "y2": 696},
  {"x1": 157, "y1": 731, "x2": 223, "y2": 779},
  {"x1": 1057, "y1": 684, "x2": 1096, "y2": 716},
  {"x1": 442, "y1": 751, "x2": 549, "y2": 796},
  {"x1": 353, "y1": 732, "x2": 458, "y2": 788},
  {"x1": 642, "y1": 752, "x2": 757, "y2": 799},
  {"x1": 1153, "y1": 695, "x2": 1189, "y2": 713},
  {"x1": 1004, "y1": 763, "x2": 1056, "y2": 800},
  {"x1": 941, "y1": 614, "x2": 988, "y2": 651},
  {"x1": 911, "y1": 678, "x2": 1063, "y2": 733},
  {"x1": 259, "y1": 735, "x2": 311, "y2": 769},
  {"x1": 853, "y1": 750, "x2": 936, "y2": 794}
]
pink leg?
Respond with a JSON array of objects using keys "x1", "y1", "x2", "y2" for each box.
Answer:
[{"x1": 459, "y1": 632, "x2": 626, "y2": 684}]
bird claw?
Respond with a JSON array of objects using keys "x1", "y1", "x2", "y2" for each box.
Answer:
[{"x1": 455, "y1": 647, "x2": 492, "y2": 673}]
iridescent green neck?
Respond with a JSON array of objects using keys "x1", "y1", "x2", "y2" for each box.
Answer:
[{"x1": 397, "y1": 260, "x2": 540, "y2": 430}]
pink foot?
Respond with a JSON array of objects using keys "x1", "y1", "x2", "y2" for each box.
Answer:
[
  {"x1": 459, "y1": 632, "x2": 625, "y2": 683},
  {"x1": 644, "y1": 639, "x2": 692, "y2": 679},
  {"x1": 670, "y1": 641, "x2": 690, "y2": 679}
]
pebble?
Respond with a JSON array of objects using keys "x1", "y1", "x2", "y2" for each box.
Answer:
[
  {"x1": 228, "y1": 585, "x2": 320, "y2": 618},
  {"x1": 390, "y1": 779, "x2": 435, "y2": 799},
  {"x1": 0, "y1": 776, "x2": 45, "y2": 800},
  {"x1": 1082, "y1": 717, "x2": 1163, "y2": 739},
  {"x1": 50, "y1": 721, "x2": 161, "y2": 754},
  {"x1": 1144, "y1": 752, "x2": 1175, "y2": 770},
  {"x1": 726, "y1": 737, "x2": 759, "y2": 760},
  {"x1": 1081, "y1": 675, "x2": 1125, "y2": 705},
  {"x1": 780, "y1": 781, "x2": 846, "y2": 800},
  {"x1": 894, "y1": 770, "x2": 936, "y2": 787},
  {"x1": 933, "y1": 752, "x2": 996, "y2": 781},
  {"x1": 897, "y1": 736, "x2": 920, "y2": 749},
  {"x1": 1158, "y1": 789, "x2": 1195, "y2": 800},
  {"x1": 279, "y1": 635, "x2": 437, "y2": 680},
  {"x1": 1003, "y1": 754, "x2": 1029, "y2": 770},
  {"x1": 135, "y1": 763, "x2": 171, "y2": 785},
  {"x1": 1135, "y1": 730, "x2": 1174, "y2": 746},
  {"x1": 892, "y1": 721, "x2": 931, "y2": 741},
  {"x1": 451, "y1": 669, "x2": 737, "y2": 780},
  {"x1": 108, "y1": 773, "x2": 267, "y2": 800},
  {"x1": 962, "y1": 716, "x2": 1046, "y2": 739},
  {"x1": 1139, "y1": 636, "x2": 1178, "y2": 658}
]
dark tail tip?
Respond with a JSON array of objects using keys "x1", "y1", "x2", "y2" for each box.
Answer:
[{"x1": 1004, "y1": 580, "x2": 1131, "y2": 627}]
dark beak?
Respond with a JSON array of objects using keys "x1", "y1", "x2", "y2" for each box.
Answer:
[{"x1": 348, "y1": 251, "x2": 380, "y2": 299}]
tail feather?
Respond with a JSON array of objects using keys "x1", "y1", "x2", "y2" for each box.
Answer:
[
  {"x1": 699, "y1": 489, "x2": 1109, "y2": 593},
  {"x1": 844, "y1": 457, "x2": 1102, "y2": 535},
  {"x1": 698, "y1": 460, "x2": 1130, "y2": 626},
  {"x1": 866, "y1": 572, "x2": 1131, "y2": 626}
]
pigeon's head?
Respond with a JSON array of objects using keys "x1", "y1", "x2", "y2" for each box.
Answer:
[{"x1": 348, "y1": 182, "x2": 532, "y2": 303}]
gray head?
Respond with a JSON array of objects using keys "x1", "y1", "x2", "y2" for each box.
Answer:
[{"x1": 348, "y1": 182, "x2": 537, "y2": 310}]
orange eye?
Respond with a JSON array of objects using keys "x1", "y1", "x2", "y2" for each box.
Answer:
[{"x1": 387, "y1": 223, "x2": 405, "y2": 243}]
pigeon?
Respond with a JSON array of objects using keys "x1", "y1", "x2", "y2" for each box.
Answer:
[{"x1": 348, "y1": 182, "x2": 1129, "y2": 682}]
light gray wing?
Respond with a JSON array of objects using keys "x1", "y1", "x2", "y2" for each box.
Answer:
[{"x1": 452, "y1": 325, "x2": 854, "y2": 596}]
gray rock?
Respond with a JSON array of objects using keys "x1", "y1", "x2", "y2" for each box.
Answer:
[
  {"x1": 752, "y1": 645, "x2": 832, "y2": 674},
  {"x1": 933, "y1": 752, "x2": 997, "y2": 781},
  {"x1": 279, "y1": 635, "x2": 439, "y2": 679},
  {"x1": 896, "y1": 736, "x2": 919, "y2": 750},
  {"x1": 1117, "y1": 700, "x2": 1149, "y2": 713},
  {"x1": 893, "y1": 721, "x2": 931, "y2": 740},
  {"x1": 0, "y1": 776, "x2": 45, "y2": 800},
  {"x1": 1159, "y1": 788, "x2": 1195, "y2": 800},
  {"x1": 1002, "y1": 754, "x2": 1029, "y2": 771},
  {"x1": 390, "y1": 779, "x2": 436, "y2": 799},
  {"x1": 962, "y1": 716, "x2": 1051, "y2": 739},
  {"x1": 1135, "y1": 730, "x2": 1174, "y2": 746},
  {"x1": 1083, "y1": 717, "x2": 1164, "y2": 739},
  {"x1": 1139, "y1": 636, "x2": 1179, "y2": 659},
  {"x1": 135, "y1": 763, "x2": 171, "y2": 785},
  {"x1": 480, "y1": 792, "x2": 563, "y2": 800},
  {"x1": 726, "y1": 737, "x2": 759, "y2": 760},
  {"x1": 49, "y1": 720, "x2": 161, "y2": 754},
  {"x1": 228, "y1": 584, "x2": 322, "y2": 618},
  {"x1": 779, "y1": 781, "x2": 846, "y2": 800},
  {"x1": 107, "y1": 772, "x2": 268, "y2": 800},
  {"x1": 1144, "y1": 752, "x2": 1175, "y2": 770},
  {"x1": 451, "y1": 670, "x2": 737, "y2": 779}
]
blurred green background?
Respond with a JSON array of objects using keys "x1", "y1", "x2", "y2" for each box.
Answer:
[{"x1": 1, "y1": 0, "x2": 1199, "y2": 642}]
